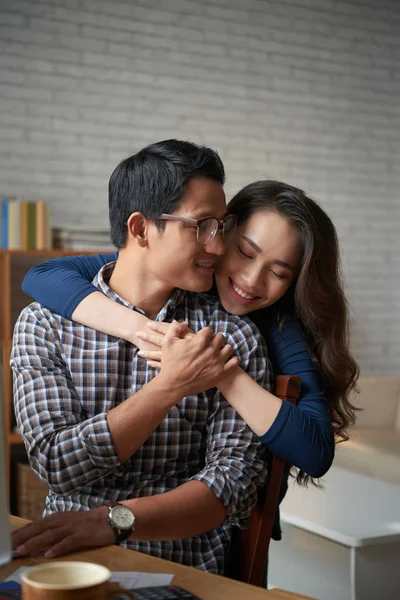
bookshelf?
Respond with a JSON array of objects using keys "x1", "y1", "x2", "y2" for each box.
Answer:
[
  {"x1": 0, "y1": 249, "x2": 102, "y2": 513},
  {"x1": 1, "y1": 199, "x2": 51, "y2": 251}
]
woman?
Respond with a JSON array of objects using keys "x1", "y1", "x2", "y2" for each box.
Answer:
[{"x1": 23, "y1": 180, "x2": 358, "y2": 484}]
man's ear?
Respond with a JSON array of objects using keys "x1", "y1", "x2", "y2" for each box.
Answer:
[{"x1": 126, "y1": 212, "x2": 149, "y2": 247}]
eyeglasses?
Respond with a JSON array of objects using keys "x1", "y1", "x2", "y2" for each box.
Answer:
[{"x1": 158, "y1": 213, "x2": 238, "y2": 245}]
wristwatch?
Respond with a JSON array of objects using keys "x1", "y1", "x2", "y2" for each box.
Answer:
[{"x1": 107, "y1": 502, "x2": 135, "y2": 544}]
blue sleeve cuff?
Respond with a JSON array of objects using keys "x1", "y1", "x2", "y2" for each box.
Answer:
[
  {"x1": 258, "y1": 400, "x2": 292, "y2": 445},
  {"x1": 63, "y1": 285, "x2": 99, "y2": 320}
]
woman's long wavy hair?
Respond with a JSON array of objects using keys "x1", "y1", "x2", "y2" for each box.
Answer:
[{"x1": 228, "y1": 180, "x2": 359, "y2": 485}]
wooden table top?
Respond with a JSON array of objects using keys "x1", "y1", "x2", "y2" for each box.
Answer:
[{"x1": 0, "y1": 517, "x2": 313, "y2": 600}]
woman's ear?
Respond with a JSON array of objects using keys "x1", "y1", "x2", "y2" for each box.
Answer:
[{"x1": 126, "y1": 212, "x2": 149, "y2": 247}]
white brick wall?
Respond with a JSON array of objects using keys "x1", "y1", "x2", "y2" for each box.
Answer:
[{"x1": 0, "y1": 0, "x2": 399, "y2": 375}]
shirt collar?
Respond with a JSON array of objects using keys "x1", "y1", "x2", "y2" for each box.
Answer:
[{"x1": 93, "y1": 262, "x2": 186, "y2": 320}]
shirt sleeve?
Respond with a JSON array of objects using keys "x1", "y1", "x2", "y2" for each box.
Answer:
[
  {"x1": 22, "y1": 253, "x2": 118, "y2": 319},
  {"x1": 258, "y1": 320, "x2": 335, "y2": 478},
  {"x1": 11, "y1": 305, "x2": 121, "y2": 495},
  {"x1": 191, "y1": 317, "x2": 272, "y2": 527}
]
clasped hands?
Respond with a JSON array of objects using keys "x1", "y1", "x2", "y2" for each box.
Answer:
[{"x1": 137, "y1": 320, "x2": 239, "y2": 395}]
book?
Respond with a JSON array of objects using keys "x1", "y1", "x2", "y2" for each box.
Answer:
[
  {"x1": 52, "y1": 226, "x2": 115, "y2": 251},
  {"x1": 35, "y1": 201, "x2": 46, "y2": 251},
  {"x1": 0, "y1": 581, "x2": 22, "y2": 598},
  {"x1": 20, "y1": 202, "x2": 28, "y2": 250},
  {"x1": 1, "y1": 201, "x2": 8, "y2": 250},
  {"x1": 7, "y1": 199, "x2": 21, "y2": 250},
  {"x1": 26, "y1": 203, "x2": 37, "y2": 251}
]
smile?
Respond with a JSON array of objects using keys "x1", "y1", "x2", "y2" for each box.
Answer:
[
  {"x1": 232, "y1": 283, "x2": 256, "y2": 300},
  {"x1": 229, "y1": 278, "x2": 260, "y2": 302}
]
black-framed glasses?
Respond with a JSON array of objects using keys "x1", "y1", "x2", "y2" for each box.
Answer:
[{"x1": 158, "y1": 213, "x2": 238, "y2": 245}]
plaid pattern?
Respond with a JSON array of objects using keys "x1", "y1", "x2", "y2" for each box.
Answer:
[{"x1": 11, "y1": 262, "x2": 272, "y2": 574}]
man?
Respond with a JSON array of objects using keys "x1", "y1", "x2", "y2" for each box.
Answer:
[{"x1": 11, "y1": 139, "x2": 272, "y2": 574}]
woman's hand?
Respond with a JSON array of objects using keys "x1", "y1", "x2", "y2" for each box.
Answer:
[{"x1": 137, "y1": 321, "x2": 195, "y2": 368}]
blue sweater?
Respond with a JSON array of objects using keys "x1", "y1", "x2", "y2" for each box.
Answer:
[{"x1": 22, "y1": 253, "x2": 334, "y2": 479}]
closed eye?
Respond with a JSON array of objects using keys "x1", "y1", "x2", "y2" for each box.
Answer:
[
  {"x1": 271, "y1": 270, "x2": 288, "y2": 279},
  {"x1": 238, "y1": 246, "x2": 253, "y2": 259}
]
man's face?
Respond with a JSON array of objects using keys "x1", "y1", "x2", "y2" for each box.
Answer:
[{"x1": 146, "y1": 177, "x2": 227, "y2": 293}]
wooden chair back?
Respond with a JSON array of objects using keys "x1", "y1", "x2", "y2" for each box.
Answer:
[{"x1": 225, "y1": 374, "x2": 301, "y2": 587}]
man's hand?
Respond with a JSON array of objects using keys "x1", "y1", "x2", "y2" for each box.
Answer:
[
  {"x1": 146, "y1": 320, "x2": 239, "y2": 396},
  {"x1": 12, "y1": 507, "x2": 115, "y2": 559}
]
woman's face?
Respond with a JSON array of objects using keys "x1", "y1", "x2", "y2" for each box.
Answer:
[{"x1": 215, "y1": 210, "x2": 303, "y2": 316}]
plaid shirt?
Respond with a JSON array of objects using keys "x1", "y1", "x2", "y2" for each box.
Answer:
[{"x1": 11, "y1": 263, "x2": 272, "y2": 574}]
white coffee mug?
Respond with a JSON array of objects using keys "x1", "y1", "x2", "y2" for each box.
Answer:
[{"x1": 20, "y1": 561, "x2": 128, "y2": 600}]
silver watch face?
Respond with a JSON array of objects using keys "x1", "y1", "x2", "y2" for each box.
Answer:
[{"x1": 111, "y1": 504, "x2": 135, "y2": 531}]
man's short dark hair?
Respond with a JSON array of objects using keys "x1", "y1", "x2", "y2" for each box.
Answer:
[{"x1": 109, "y1": 139, "x2": 226, "y2": 249}]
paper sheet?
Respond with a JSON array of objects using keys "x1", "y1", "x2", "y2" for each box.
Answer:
[
  {"x1": 6, "y1": 567, "x2": 174, "y2": 589},
  {"x1": 110, "y1": 572, "x2": 174, "y2": 589}
]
